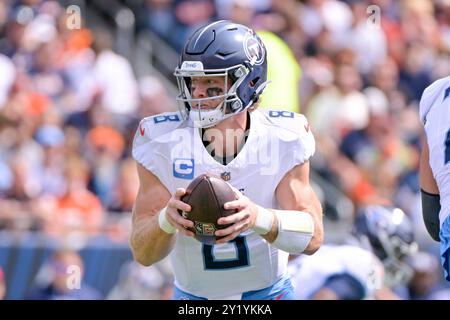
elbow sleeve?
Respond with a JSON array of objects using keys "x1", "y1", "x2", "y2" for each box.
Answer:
[{"x1": 421, "y1": 189, "x2": 441, "y2": 242}]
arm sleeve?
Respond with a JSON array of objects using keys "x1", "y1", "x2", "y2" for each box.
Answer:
[{"x1": 421, "y1": 189, "x2": 441, "y2": 242}]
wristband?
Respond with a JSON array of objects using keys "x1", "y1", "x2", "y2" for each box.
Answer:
[
  {"x1": 158, "y1": 207, "x2": 177, "y2": 234},
  {"x1": 252, "y1": 205, "x2": 274, "y2": 235}
]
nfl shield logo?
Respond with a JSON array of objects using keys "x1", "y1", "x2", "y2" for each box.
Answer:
[
  {"x1": 202, "y1": 223, "x2": 216, "y2": 235},
  {"x1": 194, "y1": 222, "x2": 216, "y2": 235},
  {"x1": 221, "y1": 172, "x2": 231, "y2": 181},
  {"x1": 194, "y1": 222, "x2": 203, "y2": 234}
]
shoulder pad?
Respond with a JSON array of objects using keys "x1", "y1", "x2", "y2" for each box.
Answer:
[
  {"x1": 133, "y1": 112, "x2": 183, "y2": 147},
  {"x1": 257, "y1": 109, "x2": 315, "y2": 163},
  {"x1": 259, "y1": 109, "x2": 312, "y2": 138},
  {"x1": 419, "y1": 76, "x2": 450, "y2": 124}
]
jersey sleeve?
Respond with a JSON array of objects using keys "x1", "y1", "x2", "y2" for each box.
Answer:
[
  {"x1": 132, "y1": 112, "x2": 183, "y2": 176},
  {"x1": 293, "y1": 114, "x2": 315, "y2": 164},
  {"x1": 132, "y1": 117, "x2": 158, "y2": 175},
  {"x1": 263, "y1": 110, "x2": 316, "y2": 166}
]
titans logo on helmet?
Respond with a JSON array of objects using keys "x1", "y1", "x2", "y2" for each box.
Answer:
[{"x1": 243, "y1": 31, "x2": 265, "y2": 66}]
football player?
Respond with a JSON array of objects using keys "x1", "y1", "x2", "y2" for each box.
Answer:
[
  {"x1": 130, "y1": 20, "x2": 324, "y2": 300},
  {"x1": 419, "y1": 76, "x2": 450, "y2": 281},
  {"x1": 289, "y1": 205, "x2": 418, "y2": 299}
]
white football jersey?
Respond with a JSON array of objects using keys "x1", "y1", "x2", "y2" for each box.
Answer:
[
  {"x1": 288, "y1": 245, "x2": 384, "y2": 300},
  {"x1": 419, "y1": 76, "x2": 450, "y2": 224},
  {"x1": 132, "y1": 108, "x2": 315, "y2": 299}
]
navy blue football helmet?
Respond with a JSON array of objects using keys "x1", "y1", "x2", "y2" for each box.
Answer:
[
  {"x1": 174, "y1": 20, "x2": 269, "y2": 128},
  {"x1": 352, "y1": 205, "x2": 418, "y2": 287}
]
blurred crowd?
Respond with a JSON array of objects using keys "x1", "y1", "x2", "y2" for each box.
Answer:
[
  {"x1": 0, "y1": 0, "x2": 176, "y2": 245},
  {"x1": 0, "y1": 0, "x2": 450, "y2": 299}
]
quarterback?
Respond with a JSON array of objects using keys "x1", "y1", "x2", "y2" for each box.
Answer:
[
  {"x1": 419, "y1": 75, "x2": 450, "y2": 281},
  {"x1": 129, "y1": 20, "x2": 323, "y2": 300}
]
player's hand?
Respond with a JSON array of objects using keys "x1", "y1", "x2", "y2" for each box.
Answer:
[
  {"x1": 165, "y1": 188, "x2": 195, "y2": 237},
  {"x1": 215, "y1": 188, "x2": 259, "y2": 244}
]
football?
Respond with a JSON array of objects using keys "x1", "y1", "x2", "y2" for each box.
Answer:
[{"x1": 179, "y1": 173, "x2": 238, "y2": 244}]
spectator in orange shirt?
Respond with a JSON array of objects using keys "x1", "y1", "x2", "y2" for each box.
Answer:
[{"x1": 37, "y1": 156, "x2": 104, "y2": 238}]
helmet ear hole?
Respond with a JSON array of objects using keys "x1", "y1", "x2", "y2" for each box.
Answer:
[
  {"x1": 249, "y1": 77, "x2": 260, "y2": 87},
  {"x1": 230, "y1": 101, "x2": 241, "y2": 111}
]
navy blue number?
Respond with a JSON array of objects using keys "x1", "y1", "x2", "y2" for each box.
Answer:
[
  {"x1": 153, "y1": 114, "x2": 180, "y2": 124},
  {"x1": 445, "y1": 127, "x2": 450, "y2": 165},
  {"x1": 202, "y1": 236, "x2": 249, "y2": 270},
  {"x1": 268, "y1": 111, "x2": 294, "y2": 118}
]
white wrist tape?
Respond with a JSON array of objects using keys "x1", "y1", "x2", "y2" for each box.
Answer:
[
  {"x1": 252, "y1": 206, "x2": 274, "y2": 235},
  {"x1": 272, "y1": 210, "x2": 314, "y2": 254},
  {"x1": 158, "y1": 207, "x2": 177, "y2": 234}
]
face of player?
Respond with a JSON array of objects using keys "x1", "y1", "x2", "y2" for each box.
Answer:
[{"x1": 189, "y1": 76, "x2": 232, "y2": 110}]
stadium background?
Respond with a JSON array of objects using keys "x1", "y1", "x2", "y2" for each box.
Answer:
[{"x1": 0, "y1": 0, "x2": 449, "y2": 299}]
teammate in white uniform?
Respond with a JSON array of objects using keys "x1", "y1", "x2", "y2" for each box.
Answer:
[
  {"x1": 130, "y1": 21, "x2": 324, "y2": 300},
  {"x1": 289, "y1": 245, "x2": 385, "y2": 299},
  {"x1": 419, "y1": 76, "x2": 450, "y2": 281},
  {"x1": 289, "y1": 205, "x2": 418, "y2": 300}
]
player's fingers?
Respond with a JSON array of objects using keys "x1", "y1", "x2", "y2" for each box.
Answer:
[
  {"x1": 167, "y1": 217, "x2": 194, "y2": 237},
  {"x1": 166, "y1": 207, "x2": 194, "y2": 228},
  {"x1": 174, "y1": 188, "x2": 187, "y2": 200},
  {"x1": 215, "y1": 229, "x2": 242, "y2": 244},
  {"x1": 215, "y1": 217, "x2": 250, "y2": 237},
  {"x1": 164, "y1": 215, "x2": 185, "y2": 232},
  {"x1": 223, "y1": 199, "x2": 245, "y2": 211},
  {"x1": 214, "y1": 225, "x2": 233, "y2": 237},
  {"x1": 169, "y1": 219, "x2": 195, "y2": 235},
  {"x1": 217, "y1": 210, "x2": 249, "y2": 225},
  {"x1": 178, "y1": 227, "x2": 195, "y2": 237},
  {"x1": 167, "y1": 198, "x2": 191, "y2": 212}
]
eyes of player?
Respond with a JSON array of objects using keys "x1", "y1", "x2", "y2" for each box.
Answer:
[
  {"x1": 190, "y1": 78, "x2": 225, "y2": 97},
  {"x1": 206, "y1": 87, "x2": 224, "y2": 97}
]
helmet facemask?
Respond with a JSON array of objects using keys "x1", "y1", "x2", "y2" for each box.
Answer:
[
  {"x1": 377, "y1": 233, "x2": 418, "y2": 287},
  {"x1": 173, "y1": 21, "x2": 269, "y2": 128},
  {"x1": 351, "y1": 205, "x2": 419, "y2": 288},
  {"x1": 174, "y1": 63, "x2": 251, "y2": 128}
]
